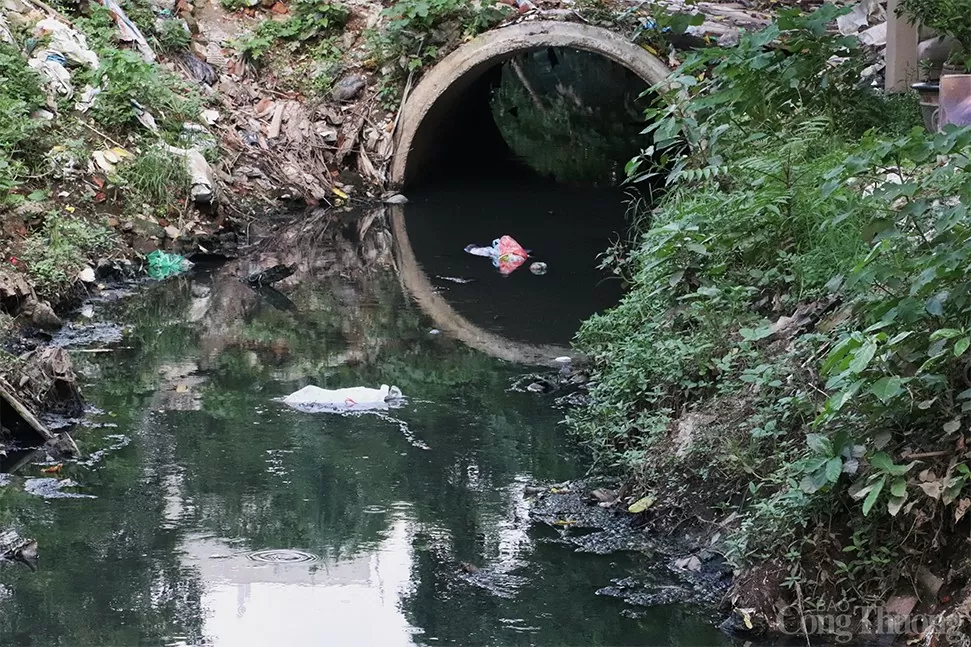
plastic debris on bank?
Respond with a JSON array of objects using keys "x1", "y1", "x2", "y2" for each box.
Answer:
[{"x1": 146, "y1": 250, "x2": 191, "y2": 280}]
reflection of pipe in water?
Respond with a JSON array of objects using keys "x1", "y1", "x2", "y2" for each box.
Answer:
[{"x1": 388, "y1": 205, "x2": 580, "y2": 367}]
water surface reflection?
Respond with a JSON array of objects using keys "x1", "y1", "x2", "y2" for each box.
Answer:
[{"x1": 0, "y1": 214, "x2": 727, "y2": 646}]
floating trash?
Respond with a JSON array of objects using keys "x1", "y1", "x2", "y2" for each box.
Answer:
[
  {"x1": 147, "y1": 250, "x2": 192, "y2": 280},
  {"x1": 23, "y1": 478, "x2": 96, "y2": 499},
  {"x1": 362, "y1": 505, "x2": 387, "y2": 514},
  {"x1": 245, "y1": 549, "x2": 318, "y2": 564}
]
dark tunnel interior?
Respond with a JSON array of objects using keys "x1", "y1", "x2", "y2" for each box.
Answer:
[{"x1": 403, "y1": 47, "x2": 654, "y2": 190}]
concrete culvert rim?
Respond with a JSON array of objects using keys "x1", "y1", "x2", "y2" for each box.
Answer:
[{"x1": 390, "y1": 21, "x2": 672, "y2": 188}]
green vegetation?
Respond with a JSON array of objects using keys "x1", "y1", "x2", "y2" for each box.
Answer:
[
  {"x1": 18, "y1": 210, "x2": 115, "y2": 294},
  {"x1": 82, "y1": 48, "x2": 202, "y2": 135},
  {"x1": 898, "y1": 0, "x2": 971, "y2": 69},
  {"x1": 228, "y1": 0, "x2": 349, "y2": 95},
  {"x1": 232, "y1": 0, "x2": 348, "y2": 62},
  {"x1": 116, "y1": 145, "x2": 191, "y2": 205},
  {"x1": 365, "y1": 0, "x2": 510, "y2": 102},
  {"x1": 573, "y1": 4, "x2": 969, "y2": 618},
  {"x1": 0, "y1": 43, "x2": 47, "y2": 205},
  {"x1": 154, "y1": 17, "x2": 192, "y2": 54},
  {"x1": 0, "y1": 0, "x2": 208, "y2": 303}
]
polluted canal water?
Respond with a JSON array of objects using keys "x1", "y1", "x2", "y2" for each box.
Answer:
[{"x1": 0, "y1": 49, "x2": 731, "y2": 646}]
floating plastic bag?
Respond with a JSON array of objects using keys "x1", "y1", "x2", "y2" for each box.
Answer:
[
  {"x1": 283, "y1": 384, "x2": 404, "y2": 412},
  {"x1": 464, "y1": 235, "x2": 529, "y2": 275},
  {"x1": 146, "y1": 250, "x2": 191, "y2": 279}
]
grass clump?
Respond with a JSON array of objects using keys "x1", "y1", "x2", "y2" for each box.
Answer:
[
  {"x1": 116, "y1": 146, "x2": 190, "y2": 206},
  {"x1": 83, "y1": 48, "x2": 202, "y2": 135},
  {"x1": 572, "y1": 3, "x2": 968, "y2": 624}
]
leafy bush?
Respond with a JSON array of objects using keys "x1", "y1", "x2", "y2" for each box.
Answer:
[
  {"x1": 367, "y1": 0, "x2": 509, "y2": 79},
  {"x1": 573, "y1": 4, "x2": 968, "y2": 609},
  {"x1": 232, "y1": 0, "x2": 349, "y2": 62},
  {"x1": 84, "y1": 48, "x2": 202, "y2": 133},
  {"x1": 898, "y1": 0, "x2": 971, "y2": 69},
  {"x1": 0, "y1": 43, "x2": 47, "y2": 201},
  {"x1": 154, "y1": 18, "x2": 192, "y2": 54},
  {"x1": 19, "y1": 212, "x2": 115, "y2": 292}
]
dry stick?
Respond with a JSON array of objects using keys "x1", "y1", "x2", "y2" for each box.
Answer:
[
  {"x1": 0, "y1": 381, "x2": 54, "y2": 441},
  {"x1": 900, "y1": 450, "x2": 951, "y2": 460},
  {"x1": 25, "y1": 0, "x2": 73, "y2": 25},
  {"x1": 509, "y1": 58, "x2": 547, "y2": 114},
  {"x1": 388, "y1": 36, "x2": 423, "y2": 142},
  {"x1": 793, "y1": 579, "x2": 811, "y2": 647},
  {"x1": 79, "y1": 121, "x2": 126, "y2": 150}
]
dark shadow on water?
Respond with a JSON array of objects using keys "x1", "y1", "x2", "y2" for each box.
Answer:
[{"x1": 403, "y1": 183, "x2": 630, "y2": 346}]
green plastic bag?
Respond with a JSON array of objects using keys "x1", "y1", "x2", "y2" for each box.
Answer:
[{"x1": 146, "y1": 250, "x2": 191, "y2": 280}]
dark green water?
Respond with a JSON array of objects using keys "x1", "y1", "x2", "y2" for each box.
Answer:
[{"x1": 0, "y1": 218, "x2": 729, "y2": 646}]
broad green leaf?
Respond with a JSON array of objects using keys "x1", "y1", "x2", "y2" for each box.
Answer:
[
  {"x1": 848, "y1": 339, "x2": 877, "y2": 374},
  {"x1": 805, "y1": 433, "x2": 833, "y2": 456},
  {"x1": 955, "y1": 337, "x2": 970, "y2": 357},
  {"x1": 869, "y1": 376, "x2": 903, "y2": 403},
  {"x1": 862, "y1": 476, "x2": 886, "y2": 516},
  {"x1": 890, "y1": 477, "x2": 907, "y2": 497},
  {"x1": 821, "y1": 336, "x2": 861, "y2": 375},
  {"x1": 825, "y1": 457, "x2": 843, "y2": 483},
  {"x1": 800, "y1": 468, "x2": 829, "y2": 494},
  {"x1": 930, "y1": 328, "x2": 962, "y2": 341},
  {"x1": 869, "y1": 451, "x2": 894, "y2": 473},
  {"x1": 802, "y1": 457, "x2": 828, "y2": 473},
  {"x1": 740, "y1": 325, "x2": 773, "y2": 341}
]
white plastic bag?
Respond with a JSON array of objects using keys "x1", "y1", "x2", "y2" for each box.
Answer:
[
  {"x1": 28, "y1": 52, "x2": 74, "y2": 97},
  {"x1": 283, "y1": 384, "x2": 404, "y2": 412},
  {"x1": 33, "y1": 19, "x2": 99, "y2": 68}
]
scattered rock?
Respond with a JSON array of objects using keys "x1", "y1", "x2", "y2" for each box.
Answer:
[
  {"x1": 244, "y1": 263, "x2": 296, "y2": 286},
  {"x1": 331, "y1": 74, "x2": 365, "y2": 102},
  {"x1": 0, "y1": 270, "x2": 34, "y2": 313},
  {"x1": 526, "y1": 381, "x2": 549, "y2": 393},
  {"x1": 382, "y1": 192, "x2": 408, "y2": 204},
  {"x1": 77, "y1": 266, "x2": 96, "y2": 283},
  {"x1": 673, "y1": 555, "x2": 703, "y2": 572},
  {"x1": 23, "y1": 300, "x2": 62, "y2": 330},
  {"x1": 0, "y1": 529, "x2": 38, "y2": 570},
  {"x1": 585, "y1": 488, "x2": 618, "y2": 505},
  {"x1": 673, "y1": 413, "x2": 717, "y2": 458}
]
